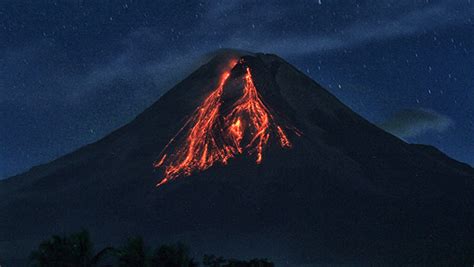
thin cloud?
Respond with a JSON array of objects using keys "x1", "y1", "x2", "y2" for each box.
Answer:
[
  {"x1": 379, "y1": 108, "x2": 454, "y2": 139},
  {"x1": 225, "y1": 2, "x2": 472, "y2": 56},
  {"x1": 2, "y1": 1, "x2": 471, "y2": 109},
  {"x1": 74, "y1": 1, "x2": 469, "y2": 100}
]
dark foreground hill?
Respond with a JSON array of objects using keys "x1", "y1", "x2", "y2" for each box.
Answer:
[{"x1": 1, "y1": 52, "x2": 473, "y2": 266}]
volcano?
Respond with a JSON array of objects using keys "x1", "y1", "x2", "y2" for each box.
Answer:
[
  {"x1": 1, "y1": 52, "x2": 473, "y2": 266},
  {"x1": 153, "y1": 58, "x2": 300, "y2": 186}
]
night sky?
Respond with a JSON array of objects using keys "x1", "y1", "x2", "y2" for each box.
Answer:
[{"x1": 1, "y1": 0, "x2": 473, "y2": 179}]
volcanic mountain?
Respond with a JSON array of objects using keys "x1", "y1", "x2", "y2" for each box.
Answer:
[{"x1": 1, "y1": 52, "x2": 473, "y2": 266}]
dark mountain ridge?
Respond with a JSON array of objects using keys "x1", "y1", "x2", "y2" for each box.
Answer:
[{"x1": 1, "y1": 52, "x2": 473, "y2": 266}]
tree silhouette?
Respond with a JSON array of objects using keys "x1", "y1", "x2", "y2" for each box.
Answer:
[
  {"x1": 202, "y1": 254, "x2": 274, "y2": 267},
  {"x1": 116, "y1": 236, "x2": 148, "y2": 267},
  {"x1": 30, "y1": 230, "x2": 274, "y2": 267},
  {"x1": 30, "y1": 230, "x2": 112, "y2": 267},
  {"x1": 150, "y1": 242, "x2": 197, "y2": 267}
]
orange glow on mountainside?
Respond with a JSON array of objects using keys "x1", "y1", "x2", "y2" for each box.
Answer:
[{"x1": 154, "y1": 60, "x2": 299, "y2": 187}]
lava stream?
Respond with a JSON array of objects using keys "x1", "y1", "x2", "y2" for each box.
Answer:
[{"x1": 155, "y1": 62, "x2": 297, "y2": 187}]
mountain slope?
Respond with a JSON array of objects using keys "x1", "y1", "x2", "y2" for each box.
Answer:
[{"x1": 1, "y1": 52, "x2": 473, "y2": 266}]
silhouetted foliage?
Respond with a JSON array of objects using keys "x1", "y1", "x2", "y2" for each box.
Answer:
[
  {"x1": 151, "y1": 242, "x2": 197, "y2": 267},
  {"x1": 202, "y1": 254, "x2": 274, "y2": 267},
  {"x1": 116, "y1": 236, "x2": 148, "y2": 267},
  {"x1": 29, "y1": 230, "x2": 112, "y2": 267},
  {"x1": 203, "y1": 254, "x2": 227, "y2": 267},
  {"x1": 30, "y1": 231, "x2": 273, "y2": 267}
]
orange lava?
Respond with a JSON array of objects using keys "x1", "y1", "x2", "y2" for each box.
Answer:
[{"x1": 154, "y1": 61, "x2": 298, "y2": 187}]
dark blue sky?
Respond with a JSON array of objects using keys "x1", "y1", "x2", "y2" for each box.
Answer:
[{"x1": 1, "y1": 0, "x2": 473, "y2": 179}]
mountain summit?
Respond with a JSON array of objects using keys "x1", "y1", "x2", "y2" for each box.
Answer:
[
  {"x1": 154, "y1": 56, "x2": 301, "y2": 186},
  {"x1": 2, "y1": 52, "x2": 473, "y2": 266}
]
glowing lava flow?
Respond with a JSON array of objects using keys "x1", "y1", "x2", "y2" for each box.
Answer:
[
  {"x1": 224, "y1": 67, "x2": 291, "y2": 164},
  {"x1": 154, "y1": 68, "x2": 234, "y2": 186},
  {"x1": 154, "y1": 62, "x2": 298, "y2": 187}
]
